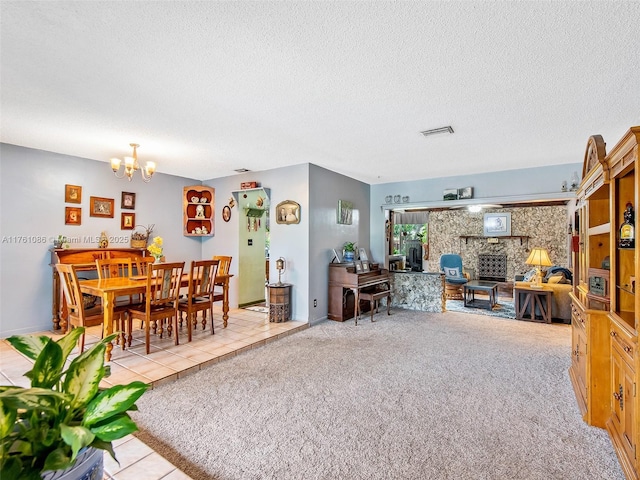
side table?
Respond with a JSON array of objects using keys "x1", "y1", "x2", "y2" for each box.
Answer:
[
  {"x1": 268, "y1": 283, "x2": 292, "y2": 322},
  {"x1": 514, "y1": 285, "x2": 552, "y2": 323}
]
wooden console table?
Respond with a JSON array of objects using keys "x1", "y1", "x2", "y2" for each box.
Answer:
[{"x1": 514, "y1": 285, "x2": 552, "y2": 323}]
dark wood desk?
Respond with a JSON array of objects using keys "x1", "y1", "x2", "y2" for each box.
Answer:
[
  {"x1": 328, "y1": 263, "x2": 390, "y2": 322},
  {"x1": 514, "y1": 285, "x2": 552, "y2": 323}
]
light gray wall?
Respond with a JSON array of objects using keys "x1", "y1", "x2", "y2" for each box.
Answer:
[
  {"x1": 369, "y1": 164, "x2": 582, "y2": 265},
  {"x1": 202, "y1": 164, "x2": 310, "y2": 321},
  {"x1": 0, "y1": 143, "x2": 202, "y2": 336},
  {"x1": 308, "y1": 164, "x2": 370, "y2": 323}
]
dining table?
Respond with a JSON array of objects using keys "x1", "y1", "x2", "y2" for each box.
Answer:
[{"x1": 79, "y1": 272, "x2": 233, "y2": 361}]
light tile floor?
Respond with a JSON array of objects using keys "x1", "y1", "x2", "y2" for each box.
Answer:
[{"x1": 1, "y1": 307, "x2": 307, "y2": 479}]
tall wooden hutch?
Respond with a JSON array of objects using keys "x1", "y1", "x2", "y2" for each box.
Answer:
[{"x1": 570, "y1": 126, "x2": 640, "y2": 479}]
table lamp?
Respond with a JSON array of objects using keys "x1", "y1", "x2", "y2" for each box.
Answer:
[
  {"x1": 276, "y1": 257, "x2": 286, "y2": 286},
  {"x1": 525, "y1": 247, "x2": 552, "y2": 288}
]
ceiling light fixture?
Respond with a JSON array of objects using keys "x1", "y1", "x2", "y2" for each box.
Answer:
[
  {"x1": 110, "y1": 143, "x2": 156, "y2": 183},
  {"x1": 421, "y1": 126, "x2": 454, "y2": 137},
  {"x1": 234, "y1": 168, "x2": 251, "y2": 173}
]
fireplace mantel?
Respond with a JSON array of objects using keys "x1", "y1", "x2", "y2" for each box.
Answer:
[{"x1": 459, "y1": 235, "x2": 529, "y2": 247}]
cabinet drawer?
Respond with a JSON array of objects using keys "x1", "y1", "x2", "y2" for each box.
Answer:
[
  {"x1": 610, "y1": 322, "x2": 635, "y2": 365},
  {"x1": 571, "y1": 302, "x2": 586, "y2": 331}
]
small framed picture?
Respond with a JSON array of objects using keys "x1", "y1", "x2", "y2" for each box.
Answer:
[
  {"x1": 337, "y1": 200, "x2": 353, "y2": 225},
  {"x1": 355, "y1": 260, "x2": 363, "y2": 273},
  {"x1": 121, "y1": 212, "x2": 135, "y2": 230},
  {"x1": 65, "y1": 184, "x2": 82, "y2": 204},
  {"x1": 90, "y1": 196, "x2": 115, "y2": 218},
  {"x1": 331, "y1": 248, "x2": 342, "y2": 263},
  {"x1": 65, "y1": 207, "x2": 81, "y2": 225},
  {"x1": 358, "y1": 248, "x2": 369, "y2": 262},
  {"x1": 222, "y1": 205, "x2": 231, "y2": 222},
  {"x1": 276, "y1": 200, "x2": 301, "y2": 225},
  {"x1": 483, "y1": 213, "x2": 511, "y2": 236},
  {"x1": 362, "y1": 261, "x2": 370, "y2": 272},
  {"x1": 458, "y1": 187, "x2": 473, "y2": 199},
  {"x1": 121, "y1": 192, "x2": 136, "y2": 209},
  {"x1": 443, "y1": 189, "x2": 458, "y2": 201}
]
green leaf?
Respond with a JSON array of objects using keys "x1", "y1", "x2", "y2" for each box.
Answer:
[
  {"x1": 29, "y1": 340, "x2": 64, "y2": 389},
  {"x1": 6, "y1": 335, "x2": 50, "y2": 361},
  {"x1": 83, "y1": 382, "x2": 148, "y2": 427},
  {"x1": 0, "y1": 400, "x2": 17, "y2": 438},
  {"x1": 0, "y1": 457, "x2": 23, "y2": 480},
  {"x1": 56, "y1": 327, "x2": 85, "y2": 362},
  {"x1": 90, "y1": 414, "x2": 138, "y2": 442},
  {"x1": 90, "y1": 438, "x2": 117, "y2": 462},
  {"x1": 0, "y1": 387, "x2": 65, "y2": 413},
  {"x1": 60, "y1": 424, "x2": 95, "y2": 462},
  {"x1": 42, "y1": 447, "x2": 72, "y2": 472},
  {"x1": 62, "y1": 342, "x2": 107, "y2": 409}
]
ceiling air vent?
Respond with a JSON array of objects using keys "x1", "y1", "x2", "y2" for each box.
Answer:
[
  {"x1": 420, "y1": 126, "x2": 454, "y2": 137},
  {"x1": 234, "y1": 168, "x2": 251, "y2": 173}
]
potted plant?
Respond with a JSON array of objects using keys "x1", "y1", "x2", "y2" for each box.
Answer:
[
  {"x1": 0, "y1": 328, "x2": 148, "y2": 479},
  {"x1": 343, "y1": 241, "x2": 357, "y2": 263}
]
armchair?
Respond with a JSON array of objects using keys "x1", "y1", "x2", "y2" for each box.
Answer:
[{"x1": 440, "y1": 254, "x2": 470, "y2": 300}]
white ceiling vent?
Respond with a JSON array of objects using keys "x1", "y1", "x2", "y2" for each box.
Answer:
[{"x1": 420, "y1": 126, "x2": 454, "y2": 137}]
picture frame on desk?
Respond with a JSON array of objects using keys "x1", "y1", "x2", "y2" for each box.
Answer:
[
  {"x1": 355, "y1": 260, "x2": 363, "y2": 273},
  {"x1": 362, "y1": 261, "x2": 370, "y2": 272},
  {"x1": 331, "y1": 248, "x2": 342, "y2": 263}
]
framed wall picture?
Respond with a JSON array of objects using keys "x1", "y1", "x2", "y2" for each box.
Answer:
[
  {"x1": 65, "y1": 184, "x2": 82, "y2": 203},
  {"x1": 121, "y1": 212, "x2": 135, "y2": 230},
  {"x1": 222, "y1": 205, "x2": 231, "y2": 222},
  {"x1": 65, "y1": 207, "x2": 81, "y2": 225},
  {"x1": 275, "y1": 200, "x2": 301, "y2": 225},
  {"x1": 337, "y1": 200, "x2": 353, "y2": 225},
  {"x1": 443, "y1": 189, "x2": 458, "y2": 201},
  {"x1": 121, "y1": 191, "x2": 136, "y2": 209},
  {"x1": 483, "y1": 213, "x2": 511, "y2": 236},
  {"x1": 458, "y1": 187, "x2": 473, "y2": 199},
  {"x1": 90, "y1": 196, "x2": 115, "y2": 218}
]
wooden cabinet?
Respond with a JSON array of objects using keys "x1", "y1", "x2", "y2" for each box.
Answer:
[
  {"x1": 572, "y1": 127, "x2": 640, "y2": 479},
  {"x1": 605, "y1": 127, "x2": 640, "y2": 480},
  {"x1": 183, "y1": 186, "x2": 214, "y2": 237}
]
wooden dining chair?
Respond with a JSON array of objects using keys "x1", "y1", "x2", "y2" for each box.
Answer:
[
  {"x1": 95, "y1": 257, "x2": 135, "y2": 349},
  {"x1": 127, "y1": 262, "x2": 185, "y2": 354},
  {"x1": 212, "y1": 255, "x2": 232, "y2": 301},
  {"x1": 55, "y1": 263, "x2": 105, "y2": 352},
  {"x1": 132, "y1": 256, "x2": 154, "y2": 276},
  {"x1": 178, "y1": 259, "x2": 219, "y2": 340}
]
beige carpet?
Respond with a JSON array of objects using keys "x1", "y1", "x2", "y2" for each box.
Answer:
[{"x1": 132, "y1": 309, "x2": 624, "y2": 480}]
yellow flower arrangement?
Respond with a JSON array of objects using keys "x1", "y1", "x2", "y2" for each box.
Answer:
[{"x1": 147, "y1": 236, "x2": 163, "y2": 262}]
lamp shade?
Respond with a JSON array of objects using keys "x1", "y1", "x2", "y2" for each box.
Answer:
[{"x1": 525, "y1": 248, "x2": 552, "y2": 267}]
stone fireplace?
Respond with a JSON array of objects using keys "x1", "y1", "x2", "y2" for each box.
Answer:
[{"x1": 478, "y1": 253, "x2": 507, "y2": 282}]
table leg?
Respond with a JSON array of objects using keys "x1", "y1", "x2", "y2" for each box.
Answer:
[
  {"x1": 102, "y1": 292, "x2": 115, "y2": 362},
  {"x1": 352, "y1": 288, "x2": 360, "y2": 325},
  {"x1": 222, "y1": 278, "x2": 229, "y2": 328}
]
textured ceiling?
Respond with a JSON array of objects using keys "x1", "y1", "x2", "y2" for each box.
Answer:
[{"x1": 1, "y1": 1, "x2": 639, "y2": 185}]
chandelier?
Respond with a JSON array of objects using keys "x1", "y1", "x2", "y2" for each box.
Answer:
[{"x1": 110, "y1": 143, "x2": 156, "y2": 182}]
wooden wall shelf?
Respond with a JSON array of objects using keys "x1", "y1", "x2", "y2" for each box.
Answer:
[{"x1": 459, "y1": 235, "x2": 530, "y2": 246}]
